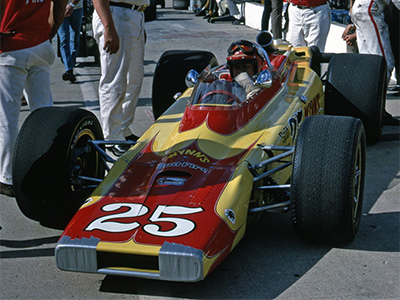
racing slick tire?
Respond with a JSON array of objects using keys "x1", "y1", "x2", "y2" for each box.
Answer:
[
  {"x1": 13, "y1": 107, "x2": 105, "y2": 229},
  {"x1": 325, "y1": 53, "x2": 386, "y2": 144},
  {"x1": 291, "y1": 115, "x2": 366, "y2": 244},
  {"x1": 152, "y1": 50, "x2": 218, "y2": 120}
]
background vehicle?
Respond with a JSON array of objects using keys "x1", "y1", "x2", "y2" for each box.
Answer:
[{"x1": 13, "y1": 32, "x2": 386, "y2": 282}]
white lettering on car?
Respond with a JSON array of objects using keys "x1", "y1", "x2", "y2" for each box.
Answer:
[{"x1": 85, "y1": 204, "x2": 204, "y2": 237}]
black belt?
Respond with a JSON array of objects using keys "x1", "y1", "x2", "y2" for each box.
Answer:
[
  {"x1": 291, "y1": 2, "x2": 327, "y2": 9},
  {"x1": 110, "y1": 1, "x2": 140, "y2": 10}
]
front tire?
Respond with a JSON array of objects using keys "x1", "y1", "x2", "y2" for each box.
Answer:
[
  {"x1": 13, "y1": 107, "x2": 105, "y2": 229},
  {"x1": 291, "y1": 115, "x2": 366, "y2": 243}
]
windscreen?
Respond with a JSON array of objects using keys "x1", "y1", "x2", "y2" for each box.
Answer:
[{"x1": 189, "y1": 72, "x2": 247, "y2": 106}]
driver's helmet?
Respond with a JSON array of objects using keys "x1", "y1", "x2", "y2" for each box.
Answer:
[{"x1": 226, "y1": 40, "x2": 265, "y2": 77}]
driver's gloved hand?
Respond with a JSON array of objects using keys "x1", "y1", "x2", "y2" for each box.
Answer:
[{"x1": 235, "y1": 72, "x2": 255, "y2": 94}]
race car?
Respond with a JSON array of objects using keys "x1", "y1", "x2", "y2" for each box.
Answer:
[{"x1": 13, "y1": 31, "x2": 387, "y2": 282}]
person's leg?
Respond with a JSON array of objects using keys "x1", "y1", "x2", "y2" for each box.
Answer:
[
  {"x1": 58, "y1": 19, "x2": 72, "y2": 72},
  {"x1": 387, "y1": 5, "x2": 399, "y2": 88},
  {"x1": 227, "y1": 0, "x2": 240, "y2": 17},
  {"x1": 58, "y1": 17, "x2": 76, "y2": 82},
  {"x1": 287, "y1": 5, "x2": 306, "y2": 47},
  {"x1": 352, "y1": 0, "x2": 394, "y2": 78},
  {"x1": 24, "y1": 41, "x2": 55, "y2": 111},
  {"x1": 120, "y1": 11, "x2": 146, "y2": 139},
  {"x1": 0, "y1": 51, "x2": 27, "y2": 187},
  {"x1": 270, "y1": 0, "x2": 283, "y2": 39},
  {"x1": 93, "y1": 7, "x2": 130, "y2": 141},
  {"x1": 302, "y1": 4, "x2": 331, "y2": 51},
  {"x1": 216, "y1": 0, "x2": 227, "y2": 16},
  {"x1": 69, "y1": 8, "x2": 83, "y2": 66},
  {"x1": 261, "y1": 0, "x2": 272, "y2": 31}
]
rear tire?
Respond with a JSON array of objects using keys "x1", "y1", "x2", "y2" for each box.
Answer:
[
  {"x1": 13, "y1": 107, "x2": 105, "y2": 229},
  {"x1": 152, "y1": 50, "x2": 218, "y2": 120},
  {"x1": 291, "y1": 115, "x2": 366, "y2": 243},
  {"x1": 325, "y1": 53, "x2": 386, "y2": 144}
]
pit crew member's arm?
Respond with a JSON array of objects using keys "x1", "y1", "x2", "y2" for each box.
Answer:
[
  {"x1": 50, "y1": 0, "x2": 69, "y2": 38},
  {"x1": 92, "y1": 0, "x2": 120, "y2": 54}
]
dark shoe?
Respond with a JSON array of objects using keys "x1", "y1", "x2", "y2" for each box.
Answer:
[
  {"x1": 62, "y1": 70, "x2": 76, "y2": 83},
  {"x1": 203, "y1": 11, "x2": 218, "y2": 19},
  {"x1": 383, "y1": 111, "x2": 400, "y2": 126},
  {"x1": 387, "y1": 85, "x2": 399, "y2": 92},
  {"x1": 195, "y1": 8, "x2": 206, "y2": 16},
  {"x1": 125, "y1": 134, "x2": 140, "y2": 142},
  {"x1": 21, "y1": 95, "x2": 28, "y2": 106},
  {"x1": 0, "y1": 182, "x2": 14, "y2": 197},
  {"x1": 232, "y1": 17, "x2": 245, "y2": 25}
]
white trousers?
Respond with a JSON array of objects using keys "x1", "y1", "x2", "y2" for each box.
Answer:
[
  {"x1": 288, "y1": 3, "x2": 331, "y2": 51},
  {"x1": 93, "y1": 6, "x2": 145, "y2": 141},
  {"x1": 351, "y1": 0, "x2": 395, "y2": 78},
  {"x1": 216, "y1": 0, "x2": 228, "y2": 16},
  {"x1": 227, "y1": 0, "x2": 244, "y2": 19},
  {"x1": 0, "y1": 41, "x2": 54, "y2": 185}
]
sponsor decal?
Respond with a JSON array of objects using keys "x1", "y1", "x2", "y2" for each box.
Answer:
[
  {"x1": 289, "y1": 109, "x2": 303, "y2": 138},
  {"x1": 166, "y1": 149, "x2": 210, "y2": 163},
  {"x1": 78, "y1": 119, "x2": 94, "y2": 131},
  {"x1": 26, "y1": 0, "x2": 46, "y2": 4},
  {"x1": 279, "y1": 109, "x2": 303, "y2": 143},
  {"x1": 157, "y1": 162, "x2": 208, "y2": 173},
  {"x1": 304, "y1": 93, "x2": 322, "y2": 117}
]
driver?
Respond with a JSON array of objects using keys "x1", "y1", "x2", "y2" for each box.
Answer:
[{"x1": 226, "y1": 40, "x2": 265, "y2": 94}]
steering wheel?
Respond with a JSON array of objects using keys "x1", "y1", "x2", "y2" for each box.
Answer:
[{"x1": 198, "y1": 90, "x2": 241, "y2": 104}]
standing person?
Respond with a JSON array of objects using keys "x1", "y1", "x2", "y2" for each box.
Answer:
[
  {"x1": 347, "y1": 0, "x2": 395, "y2": 80},
  {"x1": 0, "y1": 0, "x2": 67, "y2": 197},
  {"x1": 261, "y1": 0, "x2": 283, "y2": 40},
  {"x1": 92, "y1": 0, "x2": 149, "y2": 156},
  {"x1": 385, "y1": 0, "x2": 399, "y2": 94},
  {"x1": 342, "y1": 0, "x2": 398, "y2": 125},
  {"x1": 58, "y1": 0, "x2": 84, "y2": 83},
  {"x1": 287, "y1": 0, "x2": 331, "y2": 51}
]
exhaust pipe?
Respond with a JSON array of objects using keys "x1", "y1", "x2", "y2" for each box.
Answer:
[{"x1": 256, "y1": 31, "x2": 277, "y2": 54}]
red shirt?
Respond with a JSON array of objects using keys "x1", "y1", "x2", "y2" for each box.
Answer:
[
  {"x1": 290, "y1": 0, "x2": 327, "y2": 7},
  {"x1": 0, "y1": 0, "x2": 51, "y2": 53}
]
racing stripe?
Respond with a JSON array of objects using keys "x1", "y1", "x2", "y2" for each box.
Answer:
[{"x1": 368, "y1": 0, "x2": 386, "y2": 58}]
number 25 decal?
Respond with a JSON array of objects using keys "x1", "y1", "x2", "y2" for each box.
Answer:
[{"x1": 85, "y1": 203, "x2": 203, "y2": 237}]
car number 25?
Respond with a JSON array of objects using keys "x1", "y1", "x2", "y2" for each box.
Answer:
[{"x1": 85, "y1": 203, "x2": 204, "y2": 237}]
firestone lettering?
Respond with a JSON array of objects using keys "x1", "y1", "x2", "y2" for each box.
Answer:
[{"x1": 157, "y1": 162, "x2": 208, "y2": 173}]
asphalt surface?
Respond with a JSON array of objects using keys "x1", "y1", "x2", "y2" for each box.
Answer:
[{"x1": 1, "y1": 3, "x2": 399, "y2": 299}]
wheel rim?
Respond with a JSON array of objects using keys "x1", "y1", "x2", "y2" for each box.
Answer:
[
  {"x1": 352, "y1": 142, "x2": 363, "y2": 229},
  {"x1": 70, "y1": 128, "x2": 102, "y2": 193}
]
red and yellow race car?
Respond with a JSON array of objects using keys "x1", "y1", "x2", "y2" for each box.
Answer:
[{"x1": 13, "y1": 32, "x2": 387, "y2": 282}]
